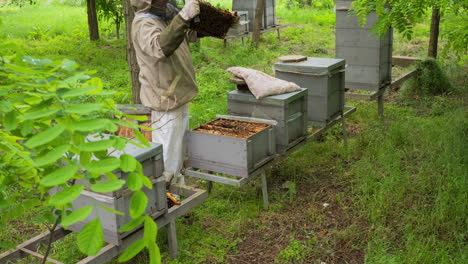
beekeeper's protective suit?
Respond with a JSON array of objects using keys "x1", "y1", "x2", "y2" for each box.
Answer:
[{"x1": 130, "y1": 0, "x2": 200, "y2": 184}]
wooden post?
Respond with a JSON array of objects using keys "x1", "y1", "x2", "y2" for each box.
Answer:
[
  {"x1": 428, "y1": 7, "x2": 440, "y2": 58},
  {"x1": 260, "y1": 171, "x2": 269, "y2": 211},
  {"x1": 341, "y1": 111, "x2": 348, "y2": 148},
  {"x1": 167, "y1": 220, "x2": 178, "y2": 259},
  {"x1": 86, "y1": 0, "x2": 100, "y2": 41},
  {"x1": 123, "y1": 0, "x2": 142, "y2": 104},
  {"x1": 252, "y1": 0, "x2": 266, "y2": 48},
  {"x1": 377, "y1": 94, "x2": 384, "y2": 120}
]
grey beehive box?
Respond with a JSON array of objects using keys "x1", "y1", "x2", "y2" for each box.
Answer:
[
  {"x1": 68, "y1": 140, "x2": 167, "y2": 246},
  {"x1": 227, "y1": 89, "x2": 308, "y2": 153},
  {"x1": 232, "y1": 0, "x2": 276, "y2": 31},
  {"x1": 187, "y1": 115, "x2": 276, "y2": 177},
  {"x1": 228, "y1": 11, "x2": 249, "y2": 36},
  {"x1": 335, "y1": 0, "x2": 393, "y2": 91},
  {"x1": 274, "y1": 57, "x2": 346, "y2": 125}
]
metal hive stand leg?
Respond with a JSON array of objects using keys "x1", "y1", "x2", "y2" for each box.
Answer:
[{"x1": 377, "y1": 94, "x2": 384, "y2": 120}]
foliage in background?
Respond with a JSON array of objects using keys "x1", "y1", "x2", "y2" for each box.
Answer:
[
  {"x1": 96, "y1": 0, "x2": 123, "y2": 39},
  {"x1": 0, "y1": 55, "x2": 160, "y2": 263},
  {"x1": 352, "y1": 0, "x2": 468, "y2": 61}
]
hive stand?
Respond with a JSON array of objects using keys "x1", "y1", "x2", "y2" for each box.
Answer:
[
  {"x1": 345, "y1": 56, "x2": 420, "y2": 119},
  {"x1": 186, "y1": 163, "x2": 272, "y2": 211},
  {"x1": 0, "y1": 185, "x2": 208, "y2": 263}
]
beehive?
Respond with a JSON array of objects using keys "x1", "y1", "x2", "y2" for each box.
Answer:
[
  {"x1": 68, "y1": 138, "x2": 166, "y2": 246},
  {"x1": 274, "y1": 57, "x2": 346, "y2": 125},
  {"x1": 187, "y1": 116, "x2": 276, "y2": 177},
  {"x1": 227, "y1": 11, "x2": 249, "y2": 36},
  {"x1": 227, "y1": 89, "x2": 307, "y2": 153},
  {"x1": 335, "y1": 0, "x2": 393, "y2": 91},
  {"x1": 232, "y1": 0, "x2": 276, "y2": 31}
]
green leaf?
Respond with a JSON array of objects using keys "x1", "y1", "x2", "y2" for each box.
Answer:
[
  {"x1": 129, "y1": 191, "x2": 147, "y2": 219},
  {"x1": 91, "y1": 180, "x2": 125, "y2": 193},
  {"x1": 80, "y1": 151, "x2": 92, "y2": 166},
  {"x1": 117, "y1": 239, "x2": 145, "y2": 262},
  {"x1": 133, "y1": 129, "x2": 150, "y2": 147},
  {"x1": 34, "y1": 144, "x2": 69, "y2": 167},
  {"x1": 70, "y1": 119, "x2": 113, "y2": 132},
  {"x1": 3, "y1": 111, "x2": 18, "y2": 131},
  {"x1": 127, "y1": 173, "x2": 143, "y2": 191},
  {"x1": 65, "y1": 103, "x2": 103, "y2": 114},
  {"x1": 61, "y1": 206, "x2": 93, "y2": 227},
  {"x1": 98, "y1": 205, "x2": 124, "y2": 216},
  {"x1": 77, "y1": 218, "x2": 104, "y2": 256},
  {"x1": 122, "y1": 114, "x2": 148, "y2": 122},
  {"x1": 85, "y1": 158, "x2": 120, "y2": 174},
  {"x1": 40, "y1": 165, "x2": 78, "y2": 187},
  {"x1": 59, "y1": 86, "x2": 96, "y2": 98},
  {"x1": 120, "y1": 154, "x2": 137, "y2": 172},
  {"x1": 0, "y1": 101, "x2": 13, "y2": 112},
  {"x1": 79, "y1": 139, "x2": 115, "y2": 152},
  {"x1": 20, "y1": 120, "x2": 33, "y2": 136},
  {"x1": 148, "y1": 242, "x2": 161, "y2": 264},
  {"x1": 20, "y1": 109, "x2": 59, "y2": 120},
  {"x1": 25, "y1": 125, "x2": 65, "y2": 149},
  {"x1": 48, "y1": 185, "x2": 84, "y2": 206},
  {"x1": 144, "y1": 216, "x2": 157, "y2": 245},
  {"x1": 141, "y1": 176, "x2": 153, "y2": 190},
  {"x1": 118, "y1": 216, "x2": 145, "y2": 232},
  {"x1": 114, "y1": 137, "x2": 127, "y2": 150}
]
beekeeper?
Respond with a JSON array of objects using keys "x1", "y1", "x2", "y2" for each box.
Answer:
[{"x1": 130, "y1": 0, "x2": 200, "y2": 184}]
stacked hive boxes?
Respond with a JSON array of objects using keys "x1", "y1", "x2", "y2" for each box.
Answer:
[
  {"x1": 227, "y1": 89, "x2": 308, "y2": 153},
  {"x1": 69, "y1": 137, "x2": 166, "y2": 245},
  {"x1": 274, "y1": 57, "x2": 346, "y2": 126},
  {"x1": 232, "y1": 0, "x2": 276, "y2": 31},
  {"x1": 335, "y1": 0, "x2": 393, "y2": 91}
]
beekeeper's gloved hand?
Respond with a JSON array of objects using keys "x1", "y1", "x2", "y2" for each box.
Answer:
[
  {"x1": 158, "y1": 0, "x2": 199, "y2": 57},
  {"x1": 179, "y1": 0, "x2": 200, "y2": 21}
]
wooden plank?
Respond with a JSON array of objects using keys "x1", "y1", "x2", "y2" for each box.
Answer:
[
  {"x1": 77, "y1": 185, "x2": 208, "y2": 264},
  {"x1": 260, "y1": 171, "x2": 269, "y2": 211},
  {"x1": 116, "y1": 104, "x2": 152, "y2": 115},
  {"x1": 0, "y1": 227, "x2": 71, "y2": 264},
  {"x1": 186, "y1": 170, "x2": 242, "y2": 186},
  {"x1": 224, "y1": 24, "x2": 289, "y2": 41},
  {"x1": 18, "y1": 247, "x2": 64, "y2": 264},
  {"x1": 391, "y1": 69, "x2": 417, "y2": 90},
  {"x1": 392, "y1": 56, "x2": 421, "y2": 68}
]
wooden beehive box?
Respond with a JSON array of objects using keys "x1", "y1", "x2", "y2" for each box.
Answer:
[
  {"x1": 227, "y1": 88, "x2": 308, "y2": 153},
  {"x1": 187, "y1": 115, "x2": 276, "y2": 177},
  {"x1": 274, "y1": 57, "x2": 346, "y2": 126},
  {"x1": 116, "y1": 104, "x2": 152, "y2": 142},
  {"x1": 335, "y1": 0, "x2": 393, "y2": 91},
  {"x1": 66, "y1": 137, "x2": 167, "y2": 246}
]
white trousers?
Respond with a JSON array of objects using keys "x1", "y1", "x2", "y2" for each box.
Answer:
[{"x1": 151, "y1": 103, "x2": 189, "y2": 184}]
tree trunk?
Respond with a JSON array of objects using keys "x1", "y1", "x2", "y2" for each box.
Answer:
[
  {"x1": 428, "y1": 7, "x2": 440, "y2": 58},
  {"x1": 123, "y1": 0, "x2": 141, "y2": 104},
  {"x1": 252, "y1": 0, "x2": 266, "y2": 48},
  {"x1": 87, "y1": 0, "x2": 100, "y2": 41},
  {"x1": 115, "y1": 16, "x2": 121, "y2": 39}
]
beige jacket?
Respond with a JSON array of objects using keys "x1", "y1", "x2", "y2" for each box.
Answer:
[{"x1": 131, "y1": 0, "x2": 198, "y2": 111}]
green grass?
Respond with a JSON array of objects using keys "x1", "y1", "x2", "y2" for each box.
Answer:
[{"x1": 1, "y1": 0, "x2": 467, "y2": 263}]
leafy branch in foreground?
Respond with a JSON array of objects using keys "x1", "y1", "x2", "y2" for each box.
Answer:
[{"x1": 0, "y1": 55, "x2": 160, "y2": 263}]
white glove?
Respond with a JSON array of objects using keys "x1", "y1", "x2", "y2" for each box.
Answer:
[{"x1": 179, "y1": 0, "x2": 200, "y2": 21}]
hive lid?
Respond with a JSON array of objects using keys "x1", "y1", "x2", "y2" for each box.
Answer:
[
  {"x1": 274, "y1": 57, "x2": 345, "y2": 74},
  {"x1": 87, "y1": 134, "x2": 163, "y2": 162},
  {"x1": 228, "y1": 88, "x2": 308, "y2": 106}
]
